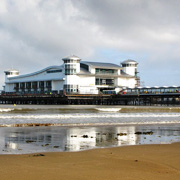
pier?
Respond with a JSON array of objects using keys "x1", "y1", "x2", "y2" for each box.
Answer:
[{"x1": 0, "y1": 93, "x2": 180, "y2": 106}]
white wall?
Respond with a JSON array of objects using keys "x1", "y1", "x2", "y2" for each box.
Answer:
[
  {"x1": 122, "y1": 67, "x2": 137, "y2": 76},
  {"x1": 52, "y1": 80, "x2": 64, "y2": 91},
  {"x1": 79, "y1": 76, "x2": 95, "y2": 86},
  {"x1": 78, "y1": 76, "x2": 98, "y2": 94},
  {"x1": 89, "y1": 67, "x2": 95, "y2": 74},
  {"x1": 5, "y1": 83, "x2": 14, "y2": 92},
  {"x1": 65, "y1": 75, "x2": 80, "y2": 85},
  {"x1": 118, "y1": 77, "x2": 136, "y2": 88}
]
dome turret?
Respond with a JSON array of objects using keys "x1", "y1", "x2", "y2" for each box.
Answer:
[
  {"x1": 4, "y1": 69, "x2": 19, "y2": 76},
  {"x1": 121, "y1": 59, "x2": 138, "y2": 76},
  {"x1": 62, "y1": 55, "x2": 81, "y2": 75},
  {"x1": 62, "y1": 55, "x2": 81, "y2": 62},
  {"x1": 121, "y1": 59, "x2": 138, "y2": 65}
]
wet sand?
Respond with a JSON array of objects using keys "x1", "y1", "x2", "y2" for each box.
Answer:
[{"x1": 0, "y1": 143, "x2": 180, "y2": 180}]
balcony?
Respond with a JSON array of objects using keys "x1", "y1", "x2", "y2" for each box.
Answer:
[
  {"x1": 14, "y1": 87, "x2": 19, "y2": 90},
  {"x1": 96, "y1": 72, "x2": 118, "y2": 76},
  {"x1": 96, "y1": 83, "x2": 114, "y2": 86},
  {"x1": 32, "y1": 85, "x2": 37, "y2": 89},
  {"x1": 46, "y1": 85, "x2": 52, "y2": 88}
]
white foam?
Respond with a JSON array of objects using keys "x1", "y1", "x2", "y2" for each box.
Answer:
[
  {"x1": 0, "y1": 108, "x2": 14, "y2": 112},
  {"x1": 0, "y1": 113, "x2": 180, "y2": 119},
  {"x1": 95, "y1": 108, "x2": 121, "y2": 112}
]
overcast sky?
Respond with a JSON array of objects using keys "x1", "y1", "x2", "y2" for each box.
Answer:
[{"x1": 0, "y1": 0, "x2": 180, "y2": 88}]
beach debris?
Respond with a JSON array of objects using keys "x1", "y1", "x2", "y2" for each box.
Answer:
[
  {"x1": 117, "y1": 133, "x2": 127, "y2": 136},
  {"x1": 82, "y1": 135, "x2": 88, "y2": 138},
  {"x1": 13, "y1": 123, "x2": 52, "y2": 127},
  {"x1": 143, "y1": 131, "x2": 153, "y2": 135},
  {"x1": 41, "y1": 144, "x2": 49, "y2": 147},
  {"x1": 32, "y1": 153, "x2": 45, "y2": 157},
  {"x1": 71, "y1": 135, "x2": 77, "y2": 137},
  {"x1": 26, "y1": 140, "x2": 35, "y2": 143},
  {"x1": 135, "y1": 160, "x2": 138, "y2": 162},
  {"x1": 135, "y1": 131, "x2": 153, "y2": 135},
  {"x1": 135, "y1": 132, "x2": 142, "y2": 135}
]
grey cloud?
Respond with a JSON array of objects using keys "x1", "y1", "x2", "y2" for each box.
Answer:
[{"x1": 0, "y1": 0, "x2": 180, "y2": 87}]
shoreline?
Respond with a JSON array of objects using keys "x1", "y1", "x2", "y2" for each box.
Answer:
[
  {"x1": 1, "y1": 104, "x2": 180, "y2": 108},
  {"x1": 0, "y1": 143, "x2": 180, "y2": 180},
  {"x1": 1, "y1": 122, "x2": 180, "y2": 127}
]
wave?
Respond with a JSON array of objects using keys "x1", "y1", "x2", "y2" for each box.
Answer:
[
  {"x1": 95, "y1": 108, "x2": 121, "y2": 112},
  {"x1": 1, "y1": 106, "x2": 180, "y2": 114},
  {"x1": 0, "y1": 108, "x2": 15, "y2": 112},
  {"x1": 0, "y1": 113, "x2": 180, "y2": 119}
]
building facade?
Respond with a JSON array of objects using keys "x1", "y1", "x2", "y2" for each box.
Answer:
[{"x1": 3, "y1": 55, "x2": 140, "y2": 94}]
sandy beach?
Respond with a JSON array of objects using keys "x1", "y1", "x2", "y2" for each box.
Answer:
[{"x1": 0, "y1": 143, "x2": 179, "y2": 180}]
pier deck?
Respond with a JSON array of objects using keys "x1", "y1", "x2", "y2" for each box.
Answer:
[{"x1": 0, "y1": 93, "x2": 180, "y2": 106}]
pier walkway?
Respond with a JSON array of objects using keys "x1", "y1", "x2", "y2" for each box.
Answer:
[{"x1": 0, "y1": 93, "x2": 180, "y2": 106}]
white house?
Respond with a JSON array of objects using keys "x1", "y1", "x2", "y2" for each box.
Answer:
[{"x1": 3, "y1": 55, "x2": 140, "y2": 94}]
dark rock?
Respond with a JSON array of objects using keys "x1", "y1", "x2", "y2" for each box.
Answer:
[
  {"x1": 143, "y1": 131, "x2": 153, "y2": 135},
  {"x1": 117, "y1": 133, "x2": 127, "y2": 136},
  {"x1": 135, "y1": 132, "x2": 142, "y2": 135},
  {"x1": 33, "y1": 154, "x2": 45, "y2": 157},
  {"x1": 135, "y1": 131, "x2": 153, "y2": 135},
  {"x1": 71, "y1": 135, "x2": 77, "y2": 137},
  {"x1": 26, "y1": 140, "x2": 35, "y2": 143},
  {"x1": 82, "y1": 135, "x2": 88, "y2": 138},
  {"x1": 42, "y1": 144, "x2": 49, "y2": 147}
]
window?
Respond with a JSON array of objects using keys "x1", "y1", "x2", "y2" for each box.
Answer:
[
  {"x1": 39, "y1": 81, "x2": 44, "y2": 88},
  {"x1": 122, "y1": 64, "x2": 137, "y2": 67},
  {"x1": 64, "y1": 84, "x2": 78, "y2": 93},
  {"x1": 47, "y1": 69, "x2": 62, "y2": 73},
  {"x1": 65, "y1": 64, "x2": 76, "y2": 75},
  {"x1": 95, "y1": 78, "x2": 114, "y2": 86},
  {"x1": 46, "y1": 81, "x2": 52, "y2": 88},
  {"x1": 5, "y1": 72, "x2": 10, "y2": 75},
  {"x1": 95, "y1": 68, "x2": 115, "y2": 74},
  {"x1": 80, "y1": 63, "x2": 89, "y2": 71}
]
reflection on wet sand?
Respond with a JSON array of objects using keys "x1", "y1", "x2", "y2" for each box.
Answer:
[{"x1": 0, "y1": 125, "x2": 180, "y2": 154}]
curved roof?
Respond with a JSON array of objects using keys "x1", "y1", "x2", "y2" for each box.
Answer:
[
  {"x1": 9, "y1": 65, "x2": 63, "y2": 80},
  {"x1": 62, "y1": 55, "x2": 81, "y2": 61},
  {"x1": 121, "y1": 59, "x2": 137, "y2": 64},
  {"x1": 81, "y1": 61, "x2": 121, "y2": 69},
  {"x1": 4, "y1": 69, "x2": 19, "y2": 73}
]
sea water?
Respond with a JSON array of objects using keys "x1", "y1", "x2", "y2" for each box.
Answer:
[{"x1": 0, "y1": 105, "x2": 180, "y2": 154}]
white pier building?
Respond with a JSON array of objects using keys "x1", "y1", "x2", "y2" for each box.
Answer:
[{"x1": 3, "y1": 55, "x2": 139, "y2": 94}]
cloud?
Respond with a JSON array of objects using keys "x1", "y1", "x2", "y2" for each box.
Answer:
[{"x1": 0, "y1": 0, "x2": 180, "y2": 87}]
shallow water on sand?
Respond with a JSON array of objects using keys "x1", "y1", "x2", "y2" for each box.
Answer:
[
  {"x1": 0, "y1": 125, "x2": 180, "y2": 154},
  {"x1": 0, "y1": 105, "x2": 180, "y2": 154}
]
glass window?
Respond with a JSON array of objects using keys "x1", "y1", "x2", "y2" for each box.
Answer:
[{"x1": 47, "y1": 70, "x2": 62, "y2": 73}]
